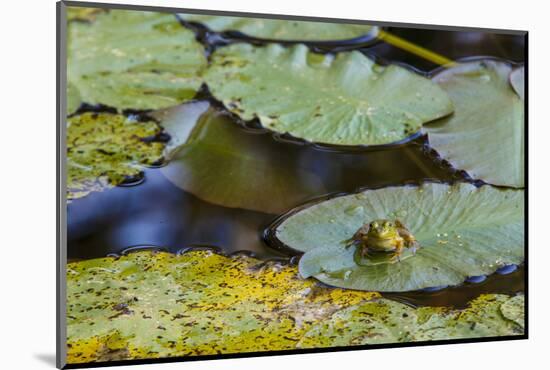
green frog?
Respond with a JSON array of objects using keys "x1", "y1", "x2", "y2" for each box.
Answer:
[{"x1": 346, "y1": 219, "x2": 418, "y2": 262}]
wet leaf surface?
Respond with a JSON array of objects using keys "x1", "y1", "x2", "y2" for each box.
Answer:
[
  {"x1": 67, "y1": 9, "x2": 206, "y2": 113},
  {"x1": 273, "y1": 182, "x2": 523, "y2": 292},
  {"x1": 66, "y1": 250, "x2": 522, "y2": 363},
  {"x1": 179, "y1": 14, "x2": 378, "y2": 41},
  {"x1": 205, "y1": 43, "x2": 454, "y2": 146},
  {"x1": 160, "y1": 106, "x2": 326, "y2": 214},
  {"x1": 424, "y1": 60, "x2": 524, "y2": 188},
  {"x1": 67, "y1": 112, "x2": 165, "y2": 201}
]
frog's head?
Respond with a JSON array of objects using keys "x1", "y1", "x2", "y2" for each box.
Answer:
[{"x1": 368, "y1": 219, "x2": 398, "y2": 238}]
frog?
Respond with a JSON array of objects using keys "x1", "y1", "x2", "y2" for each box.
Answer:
[{"x1": 345, "y1": 219, "x2": 418, "y2": 262}]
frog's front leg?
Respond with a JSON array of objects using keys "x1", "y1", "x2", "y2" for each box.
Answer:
[
  {"x1": 345, "y1": 224, "x2": 370, "y2": 249},
  {"x1": 390, "y1": 238, "x2": 405, "y2": 262}
]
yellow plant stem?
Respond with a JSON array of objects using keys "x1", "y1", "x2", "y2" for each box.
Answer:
[{"x1": 377, "y1": 29, "x2": 457, "y2": 67}]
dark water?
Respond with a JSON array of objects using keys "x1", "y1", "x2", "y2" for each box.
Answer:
[
  {"x1": 367, "y1": 27, "x2": 525, "y2": 72},
  {"x1": 67, "y1": 26, "x2": 525, "y2": 307}
]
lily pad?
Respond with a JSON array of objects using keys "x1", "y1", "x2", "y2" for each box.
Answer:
[
  {"x1": 272, "y1": 182, "x2": 524, "y2": 292},
  {"x1": 179, "y1": 14, "x2": 379, "y2": 42},
  {"x1": 500, "y1": 294, "x2": 525, "y2": 328},
  {"x1": 510, "y1": 66, "x2": 525, "y2": 100},
  {"x1": 67, "y1": 82, "x2": 81, "y2": 116},
  {"x1": 66, "y1": 250, "x2": 522, "y2": 363},
  {"x1": 67, "y1": 6, "x2": 106, "y2": 22},
  {"x1": 67, "y1": 9, "x2": 206, "y2": 113},
  {"x1": 67, "y1": 112, "x2": 165, "y2": 201},
  {"x1": 298, "y1": 294, "x2": 523, "y2": 348},
  {"x1": 160, "y1": 105, "x2": 326, "y2": 214},
  {"x1": 205, "y1": 43, "x2": 454, "y2": 146},
  {"x1": 66, "y1": 250, "x2": 379, "y2": 364},
  {"x1": 424, "y1": 60, "x2": 524, "y2": 188}
]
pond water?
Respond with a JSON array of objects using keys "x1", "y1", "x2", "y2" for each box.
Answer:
[{"x1": 67, "y1": 26, "x2": 525, "y2": 308}]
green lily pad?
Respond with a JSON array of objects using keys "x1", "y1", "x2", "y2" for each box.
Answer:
[
  {"x1": 500, "y1": 294, "x2": 525, "y2": 328},
  {"x1": 205, "y1": 43, "x2": 454, "y2": 146},
  {"x1": 272, "y1": 182, "x2": 524, "y2": 292},
  {"x1": 67, "y1": 9, "x2": 206, "y2": 113},
  {"x1": 179, "y1": 14, "x2": 379, "y2": 42},
  {"x1": 510, "y1": 66, "x2": 525, "y2": 100},
  {"x1": 160, "y1": 105, "x2": 326, "y2": 214},
  {"x1": 424, "y1": 61, "x2": 524, "y2": 188},
  {"x1": 66, "y1": 250, "x2": 522, "y2": 363},
  {"x1": 67, "y1": 112, "x2": 165, "y2": 201}
]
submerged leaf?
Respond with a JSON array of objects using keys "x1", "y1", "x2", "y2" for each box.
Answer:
[
  {"x1": 160, "y1": 106, "x2": 326, "y2": 214},
  {"x1": 205, "y1": 43, "x2": 454, "y2": 146},
  {"x1": 66, "y1": 250, "x2": 522, "y2": 363},
  {"x1": 424, "y1": 60, "x2": 524, "y2": 188},
  {"x1": 273, "y1": 182, "x2": 524, "y2": 292},
  {"x1": 67, "y1": 112, "x2": 165, "y2": 201},
  {"x1": 150, "y1": 100, "x2": 210, "y2": 159},
  {"x1": 67, "y1": 9, "x2": 206, "y2": 112},
  {"x1": 179, "y1": 14, "x2": 379, "y2": 41}
]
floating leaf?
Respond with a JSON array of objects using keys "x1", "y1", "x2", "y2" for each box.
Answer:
[
  {"x1": 67, "y1": 112, "x2": 165, "y2": 201},
  {"x1": 67, "y1": 9, "x2": 206, "y2": 112},
  {"x1": 500, "y1": 294, "x2": 525, "y2": 328},
  {"x1": 179, "y1": 14, "x2": 379, "y2": 42},
  {"x1": 66, "y1": 250, "x2": 522, "y2": 363},
  {"x1": 272, "y1": 182, "x2": 524, "y2": 292},
  {"x1": 66, "y1": 250, "x2": 379, "y2": 363},
  {"x1": 67, "y1": 6, "x2": 107, "y2": 23},
  {"x1": 67, "y1": 82, "x2": 81, "y2": 115},
  {"x1": 298, "y1": 294, "x2": 523, "y2": 347},
  {"x1": 424, "y1": 61, "x2": 524, "y2": 188},
  {"x1": 510, "y1": 66, "x2": 525, "y2": 100},
  {"x1": 160, "y1": 106, "x2": 326, "y2": 213},
  {"x1": 205, "y1": 43, "x2": 454, "y2": 146}
]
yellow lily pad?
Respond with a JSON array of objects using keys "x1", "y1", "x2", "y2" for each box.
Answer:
[
  {"x1": 67, "y1": 112, "x2": 165, "y2": 201},
  {"x1": 66, "y1": 250, "x2": 523, "y2": 364}
]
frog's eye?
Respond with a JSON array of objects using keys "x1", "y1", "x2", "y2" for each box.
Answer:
[
  {"x1": 386, "y1": 221, "x2": 394, "y2": 228},
  {"x1": 371, "y1": 222, "x2": 379, "y2": 228}
]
